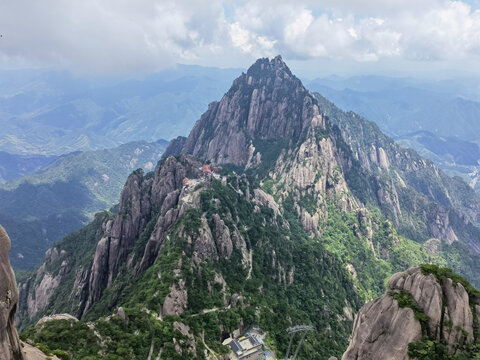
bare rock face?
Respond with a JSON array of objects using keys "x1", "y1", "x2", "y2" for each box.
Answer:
[
  {"x1": 80, "y1": 156, "x2": 203, "y2": 316},
  {"x1": 343, "y1": 267, "x2": 480, "y2": 360},
  {"x1": 162, "y1": 280, "x2": 187, "y2": 316},
  {"x1": 211, "y1": 214, "x2": 233, "y2": 259},
  {"x1": 162, "y1": 136, "x2": 187, "y2": 158},
  {"x1": 0, "y1": 226, "x2": 24, "y2": 360},
  {"x1": 343, "y1": 294, "x2": 421, "y2": 360},
  {"x1": 253, "y1": 189, "x2": 282, "y2": 218},
  {"x1": 36, "y1": 313, "x2": 78, "y2": 326},
  {"x1": 176, "y1": 56, "x2": 318, "y2": 167},
  {"x1": 387, "y1": 268, "x2": 443, "y2": 337}
]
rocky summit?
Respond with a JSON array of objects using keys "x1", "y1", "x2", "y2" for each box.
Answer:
[
  {"x1": 14, "y1": 57, "x2": 480, "y2": 359},
  {"x1": 176, "y1": 55, "x2": 318, "y2": 166}
]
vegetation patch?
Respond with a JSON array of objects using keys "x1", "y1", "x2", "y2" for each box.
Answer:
[
  {"x1": 420, "y1": 264, "x2": 480, "y2": 298},
  {"x1": 389, "y1": 290, "x2": 429, "y2": 331}
]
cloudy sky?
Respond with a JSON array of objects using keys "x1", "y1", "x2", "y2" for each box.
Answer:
[{"x1": 1, "y1": 0, "x2": 480, "y2": 77}]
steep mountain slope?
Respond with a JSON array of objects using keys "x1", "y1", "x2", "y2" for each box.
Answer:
[
  {"x1": 16, "y1": 57, "x2": 480, "y2": 359},
  {"x1": 0, "y1": 66, "x2": 239, "y2": 155},
  {"x1": 307, "y1": 77, "x2": 480, "y2": 140},
  {"x1": 396, "y1": 131, "x2": 480, "y2": 195},
  {"x1": 315, "y1": 94, "x2": 480, "y2": 249},
  {"x1": 307, "y1": 77, "x2": 480, "y2": 195},
  {"x1": 180, "y1": 56, "x2": 316, "y2": 166},
  {"x1": 175, "y1": 57, "x2": 480, "y2": 282},
  {"x1": 1, "y1": 140, "x2": 167, "y2": 270},
  {"x1": 18, "y1": 156, "x2": 364, "y2": 359}
]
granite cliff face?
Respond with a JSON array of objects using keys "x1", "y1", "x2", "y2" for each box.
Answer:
[
  {"x1": 315, "y1": 94, "x2": 480, "y2": 265},
  {"x1": 171, "y1": 55, "x2": 318, "y2": 167},
  {"x1": 0, "y1": 226, "x2": 24, "y2": 360},
  {"x1": 18, "y1": 152, "x2": 362, "y2": 357},
  {"x1": 343, "y1": 266, "x2": 480, "y2": 360},
  {"x1": 19, "y1": 155, "x2": 206, "y2": 322},
  {"x1": 164, "y1": 58, "x2": 480, "y2": 265}
]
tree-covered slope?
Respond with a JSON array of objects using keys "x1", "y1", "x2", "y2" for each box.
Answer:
[
  {"x1": 315, "y1": 93, "x2": 480, "y2": 256},
  {"x1": 18, "y1": 156, "x2": 431, "y2": 359}
]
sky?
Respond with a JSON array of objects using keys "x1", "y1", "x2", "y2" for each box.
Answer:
[{"x1": 1, "y1": 0, "x2": 480, "y2": 77}]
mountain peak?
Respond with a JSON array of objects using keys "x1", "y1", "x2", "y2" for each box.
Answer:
[
  {"x1": 172, "y1": 56, "x2": 321, "y2": 166},
  {"x1": 246, "y1": 55, "x2": 293, "y2": 79}
]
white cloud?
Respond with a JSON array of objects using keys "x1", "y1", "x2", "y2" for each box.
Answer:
[
  {"x1": 0, "y1": 0, "x2": 228, "y2": 73},
  {"x1": 226, "y1": 0, "x2": 480, "y2": 63},
  {"x1": 1, "y1": 0, "x2": 480, "y2": 73}
]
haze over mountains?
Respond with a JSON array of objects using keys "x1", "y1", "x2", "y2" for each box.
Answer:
[
  {"x1": 3, "y1": 63, "x2": 480, "y2": 195},
  {"x1": 0, "y1": 66, "x2": 239, "y2": 155},
  {"x1": 0, "y1": 151, "x2": 58, "y2": 183}
]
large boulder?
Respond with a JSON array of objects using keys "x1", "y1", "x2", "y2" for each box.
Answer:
[{"x1": 343, "y1": 266, "x2": 480, "y2": 360}]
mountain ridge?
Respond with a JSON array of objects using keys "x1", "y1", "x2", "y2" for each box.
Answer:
[{"x1": 16, "y1": 56, "x2": 480, "y2": 359}]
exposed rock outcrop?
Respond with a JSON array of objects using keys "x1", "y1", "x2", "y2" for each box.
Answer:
[
  {"x1": 343, "y1": 266, "x2": 480, "y2": 360},
  {"x1": 36, "y1": 313, "x2": 78, "y2": 326},
  {"x1": 81, "y1": 156, "x2": 204, "y2": 316},
  {"x1": 0, "y1": 226, "x2": 24, "y2": 360},
  {"x1": 162, "y1": 136, "x2": 187, "y2": 158},
  {"x1": 162, "y1": 281, "x2": 187, "y2": 316},
  {"x1": 177, "y1": 56, "x2": 319, "y2": 167}
]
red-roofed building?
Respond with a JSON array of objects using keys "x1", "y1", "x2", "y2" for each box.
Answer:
[{"x1": 202, "y1": 164, "x2": 212, "y2": 174}]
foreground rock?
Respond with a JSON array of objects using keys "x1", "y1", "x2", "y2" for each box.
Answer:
[
  {"x1": 343, "y1": 266, "x2": 480, "y2": 360},
  {"x1": 0, "y1": 225, "x2": 24, "y2": 360},
  {"x1": 20, "y1": 342, "x2": 59, "y2": 360}
]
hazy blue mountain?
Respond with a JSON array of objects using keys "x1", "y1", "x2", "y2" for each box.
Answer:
[
  {"x1": 307, "y1": 80, "x2": 480, "y2": 139},
  {"x1": 2, "y1": 140, "x2": 168, "y2": 270},
  {"x1": 0, "y1": 65, "x2": 240, "y2": 155},
  {"x1": 0, "y1": 151, "x2": 58, "y2": 183}
]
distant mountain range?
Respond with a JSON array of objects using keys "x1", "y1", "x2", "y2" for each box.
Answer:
[
  {"x1": 0, "y1": 65, "x2": 239, "y2": 155},
  {"x1": 1, "y1": 140, "x2": 168, "y2": 270}
]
